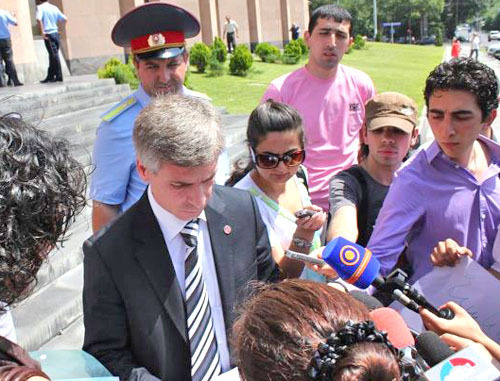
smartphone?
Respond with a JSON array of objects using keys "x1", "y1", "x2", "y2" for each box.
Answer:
[
  {"x1": 285, "y1": 250, "x2": 326, "y2": 266},
  {"x1": 294, "y1": 209, "x2": 316, "y2": 219}
]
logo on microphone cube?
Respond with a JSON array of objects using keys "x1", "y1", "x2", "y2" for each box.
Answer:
[
  {"x1": 440, "y1": 358, "x2": 476, "y2": 380},
  {"x1": 425, "y1": 345, "x2": 500, "y2": 381},
  {"x1": 339, "y1": 245, "x2": 360, "y2": 266}
]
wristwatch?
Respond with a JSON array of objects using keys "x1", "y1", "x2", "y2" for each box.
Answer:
[{"x1": 292, "y1": 237, "x2": 312, "y2": 249}]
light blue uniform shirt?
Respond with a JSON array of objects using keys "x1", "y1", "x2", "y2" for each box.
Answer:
[
  {"x1": 0, "y1": 10, "x2": 16, "y2": 39},
  {"x1": 36, "y1": 2, "x2": 66, "y2": 35},
  {"x1": 90, "y1": 85, "x2": 230, "y2": 212}
]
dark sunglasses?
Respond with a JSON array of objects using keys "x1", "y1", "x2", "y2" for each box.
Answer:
[{"x1": 251, "y1": 148, "x2": 306, "y2": 169}]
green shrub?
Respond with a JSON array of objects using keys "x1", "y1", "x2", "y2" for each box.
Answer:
[
  {"x1": 229, "y1": 45, "x2": 253, "y2": 76},
  {"x1": 282, "y1": 40, "x2": 302, "y2": 64},
  {"x1": 184, "y1": 66, "x2": 193, "y2": 89},
  {"x1": 281, "y1": 52, "x2": 300, "y2": 64},
  {"x1": 211, "y1": 37, "x2": 227, "y2": 63},
  {"x1": 346, "y1": 45, "x2": 354, "y2": 54},
  {"x1": 296, "y1": 37, "x2": 308, "y2": 56},
  {"x1": 97, "y1": 57, "x2": 139, "y2": 89},
  {"x1": 207, "y1": 54, "x2": 225, "y2": 77},
  {"x1": 375, "y1": 31, "x2": 382, "y2": 42},
  {"x1": 190, "y1": 42, "x2": 212, "y2": 73},
  {"x1": 353, "y1": 35, "x2": 366, "y2": 50},
  {"x1": 254, "y1": 42, "x2": 281, "y2": 63}
]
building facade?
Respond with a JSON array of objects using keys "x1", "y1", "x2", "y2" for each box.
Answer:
[{"x1": 3, "y1": 0, "x2": 308, "y2": 83}]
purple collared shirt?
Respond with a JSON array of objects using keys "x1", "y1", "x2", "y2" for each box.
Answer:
[{"x1": 367, "y1": 137, "x2": 500, "y2": 282}]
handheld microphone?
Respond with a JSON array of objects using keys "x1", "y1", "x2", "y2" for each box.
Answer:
[
  {"x1": 370, "y1": 307, "x2": 429, "y2": 377},
  {"x1": 322, "y1": 237, "x2": 384, "y2": 289},
  {"x1": 369, "y1": 307, "x2": 415, "y2": 349},
  {"x1": 322, "y1": 237, "x2": 455, "y2": 320},
  {"x1": 424, "y1": 344, "x2": 500, "y2": 380},
  {"x1": 415, "y1": 331, "x2": 454, "y2": 367},
  {"x1": 349, "y1": 290, "x2": 383, "y2": 311},
  {"x1": 393, "y1": 289, "x2": 420, "y2": 314}
]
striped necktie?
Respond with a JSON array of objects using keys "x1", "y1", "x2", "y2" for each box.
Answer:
[{"x1": 181, "y1": 219, "x2": 221, "y2": 381}]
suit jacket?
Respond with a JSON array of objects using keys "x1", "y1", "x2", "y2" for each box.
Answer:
[{"x1": 82, "y1": 185, "x2": 279, "y2": 380}]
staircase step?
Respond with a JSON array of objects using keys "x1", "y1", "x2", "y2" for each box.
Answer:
[
  {"x1": 0, "y1": 77, "x2": 116, "y2": 106},
  {"x1": 34, "y1": 206, "x2": 92, "y2": 293},
  {"x1": 39, "y1": 315, "x2": 84, "y2": 351},
  {"x1": 19, "y1": 85, "x2": 131, "y2": 121},
  {"x1": 13, "y1": 264, "x2": 84, "y2": 352},
  {"x1": 38, "y1": 102, "x2": 118, "y2": 140}
]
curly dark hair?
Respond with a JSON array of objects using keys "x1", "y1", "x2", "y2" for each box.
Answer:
[
  {"x1": 424, "y1": 58, "x2": 499, "y2": 121},
  {"x1": 0, "y1": 115, "x2": 87, "y2": 312}
]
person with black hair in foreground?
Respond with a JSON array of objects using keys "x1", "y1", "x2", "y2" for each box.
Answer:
[
  {"x1": 228, "y1": 100, "x2": 326, "y2": 279},
  {"x1": 232, "y1": 279, "x2": 414, "y2": 381},
  {"x1": 0, "y1": 115, "x2": 87, "y2": 379}
]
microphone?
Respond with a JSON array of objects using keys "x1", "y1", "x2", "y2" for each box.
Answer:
[
  {"x1": 370, "y1": 307, "x2": 429, "y2": 377},
  {"x1": 322, "y1": 237, "x2": 454, "y2": 320},
  {"x1": 424, "y1": 344, "x2": 500, "y2": 380},
  {"x1": 322, "y1": 237, "x2": 384, "y2": 289},
  {"x1": 349, "y1": 290, "x2": 383, "y2": 311},
  {"x1": 393, "y1": 289, "x2": 420, "y2": 313},
  {"x1": 415, "y1": 331, "x2": 454, "y2": 367},
  {"x1": 369, "y1": 307, "x2": 414, "y2": 349}
]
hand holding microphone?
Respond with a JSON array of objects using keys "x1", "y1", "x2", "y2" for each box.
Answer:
[
  {"x1": 420, "y1": 302, "x2": 500, "y2": 363},
  {"x1": 321, "y1": 237, "x2": 454, "y2": 319}
]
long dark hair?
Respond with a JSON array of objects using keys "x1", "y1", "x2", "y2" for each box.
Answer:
[{"x1": 225, "y1": 99, "x2": 305, "y2": 186}]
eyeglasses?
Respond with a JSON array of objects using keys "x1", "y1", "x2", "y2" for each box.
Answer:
[{"x1": 251, "y1": 148, "x2": 306, "y2": 169}]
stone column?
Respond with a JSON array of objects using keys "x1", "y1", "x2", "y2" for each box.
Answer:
[
  {"x1": 246, "y1": 0, "x2": 262, "y2": 50},
  {"x1": 280, "y1": 0, "x2": 290, "y2": 45},
  {"x1": 199, "y1": 0, "x2": 218, "y2": 45}
]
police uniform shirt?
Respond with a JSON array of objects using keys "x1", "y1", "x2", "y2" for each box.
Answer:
[
  {"x1": 0, "y1": 10, "x2": 16, "y2": 40},
  {"x1": 90, "y1": 85, "x2": 230, "y2": 212},
  {"x1": 36, "y1": 2, "x2": 66, "y2": 35}
]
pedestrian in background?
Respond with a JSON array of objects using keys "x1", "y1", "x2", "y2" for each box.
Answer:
[
  {"x1": 36, "y1": 0, "x2": 66, "y2": 83},
  {"x1": 451, "y1": 37, "x2": 461, "y2": 58},
  {"x1": 470, "y1": 32, "x2": 480, "y2": 60},
  {"x1": 290, "y1": 22, "x2": 300, "y2": 40},
  {"x1": 223, "y1": 15, "x2": 238, "y2": 53},
  {"x1": 0, "y1": 6, "x2": 22, "y2": 86}
]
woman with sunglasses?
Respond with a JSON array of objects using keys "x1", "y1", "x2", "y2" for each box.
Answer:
[{"x1": 227, "y1": 99, "x2": 326, "y2": 279}]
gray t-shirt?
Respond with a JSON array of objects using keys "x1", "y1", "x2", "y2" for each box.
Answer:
[{"x1": 329, "y1": 165, "x2": 389, "y2": 246}]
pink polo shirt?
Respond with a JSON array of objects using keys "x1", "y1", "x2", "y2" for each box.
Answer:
[{"x1": 262, "y1": 65, "x2": 375, "y2": 210}]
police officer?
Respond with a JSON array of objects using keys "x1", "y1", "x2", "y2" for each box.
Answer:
[
  {"x1": 36, "y1": 0, "x2": 66, "y2": 83},
  {"x1": 0, "y1": 6, "x2": 22, "y2": 86},
  {"x1": 90, "y1": 2, "x2": 229, "y2": 233}
]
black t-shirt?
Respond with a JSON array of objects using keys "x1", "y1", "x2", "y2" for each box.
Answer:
[{"x1": 329, "y1": 165, "x2": 389, "y2": 246}]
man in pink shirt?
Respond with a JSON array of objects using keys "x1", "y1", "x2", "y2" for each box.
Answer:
[{"x1": 262, "y1": 4, "x2": 375, "y2": 210}]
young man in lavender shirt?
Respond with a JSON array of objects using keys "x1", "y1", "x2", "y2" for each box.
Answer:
[
  {"x1": 367, "y1": 58, "x2": 500, "y2": 282},
  {"x1": 261, "y1": 4, "x2": 375, "y2": 211}
]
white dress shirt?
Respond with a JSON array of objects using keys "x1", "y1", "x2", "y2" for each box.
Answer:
[{"x1": 148, "y1": 187, "x2": 230, "y2": 372}]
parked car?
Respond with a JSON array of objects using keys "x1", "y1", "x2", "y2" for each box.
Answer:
[
  {"x1": 488, "y1": 30, "x2": 500, "y2": 41},
  {"x1": 417, "y1": 35, "x2": 436, "y2": 45},
  {"x1": 488, "y1": 42, "x2": 500, "y2": 56}
]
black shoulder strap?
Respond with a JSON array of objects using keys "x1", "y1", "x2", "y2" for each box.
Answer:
[
  {"x1": 344, "y1": 166, "x2": 370, "y2": 246},
  {"x1": 296, "y1": 165, "x2": 308, "y2": 191}
]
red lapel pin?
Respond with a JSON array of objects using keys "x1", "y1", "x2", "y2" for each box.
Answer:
[{"x1": 223, "y1": 225, "x2": 232, "y2": 235}]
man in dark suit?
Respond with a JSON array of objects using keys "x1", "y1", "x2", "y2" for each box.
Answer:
[{"x1": 83, "y1": 94, "x2": 280, "y2": 381}]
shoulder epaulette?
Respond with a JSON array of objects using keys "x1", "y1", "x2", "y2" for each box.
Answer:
[{"x1": 100, "y1": 95, "x2": 137, "y2": 122}]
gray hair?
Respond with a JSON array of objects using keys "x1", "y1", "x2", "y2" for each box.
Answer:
[{"x1": 133, "y1": 94, "x2": 224, "y2": 172}]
